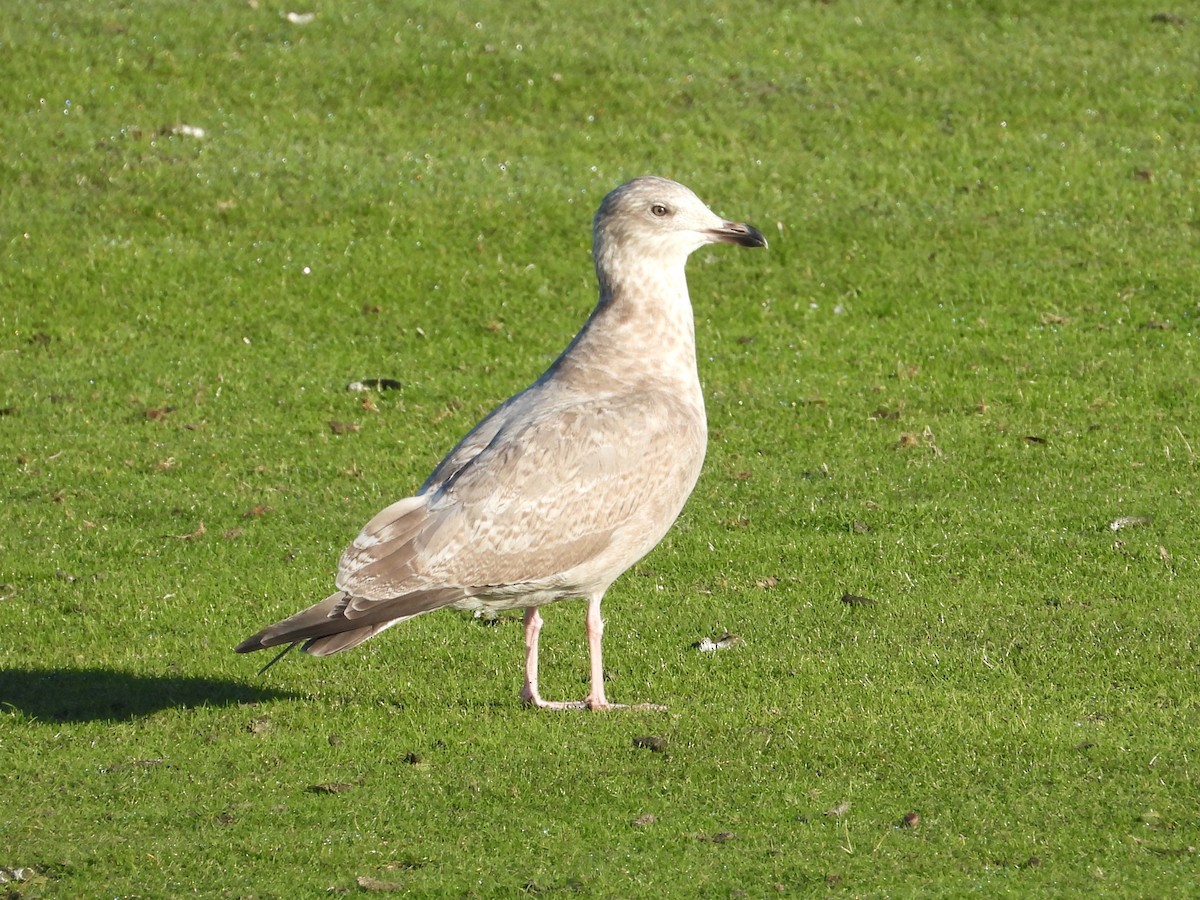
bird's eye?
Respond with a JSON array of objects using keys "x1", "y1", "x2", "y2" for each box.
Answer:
[{"x1": 650, "y1": 203, "x2": 669, "y2": 217}]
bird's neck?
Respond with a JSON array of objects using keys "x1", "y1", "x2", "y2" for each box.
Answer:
[{"x1": 547, "y1": 253, "x2": 700, "y2": 395}]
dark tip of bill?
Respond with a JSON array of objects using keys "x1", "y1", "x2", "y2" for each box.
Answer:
[{"x1": 713, "y1": 222, "x2": 768, "y2": 249}]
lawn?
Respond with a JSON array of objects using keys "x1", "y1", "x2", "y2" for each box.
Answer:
[{"x1": 2, "y1": 1, "x2": 1198, "y2": 896}]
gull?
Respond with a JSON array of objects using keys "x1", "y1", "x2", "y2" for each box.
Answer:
[{"x1": 236, "y1": 175, "x2": 767, "y2": 709}]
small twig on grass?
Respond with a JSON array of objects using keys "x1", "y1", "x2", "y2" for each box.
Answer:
[
  {"x1": 1175, "y1": 426, "x2": 1195, "y2": 465},
  {"x1": 258, "y1": 641, "x2": 299, "y2": 675},
  {"x1": 165, "y1": 522, "x2": 206, "y2": 541}
]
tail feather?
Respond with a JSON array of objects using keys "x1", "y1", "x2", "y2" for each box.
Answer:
[
  {"x1": 235, "y1": 587, "x2": 468, "y2": 658},
  {"x1": 235, "y1": 590, "x2": 350, "y2": 653},
  {"x1": 303, "y1": 622, "x2": 398, "y2": 656}
]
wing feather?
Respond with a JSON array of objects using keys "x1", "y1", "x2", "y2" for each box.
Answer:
[{"x1": 335, "y1": 389, "x2": 704, "y2": 604}]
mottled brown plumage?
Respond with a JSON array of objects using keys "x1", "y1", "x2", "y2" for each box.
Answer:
[{"x1": 236, "y1": 176, "x2": 766, "y2": 709}]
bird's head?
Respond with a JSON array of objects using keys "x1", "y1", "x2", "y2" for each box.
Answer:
[{"x1": 593, "y1": 176, "x2": 767, "y2": 267}]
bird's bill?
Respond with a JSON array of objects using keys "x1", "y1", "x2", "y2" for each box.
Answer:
[{"x1": 708, "y1": 221, "x2": 768, "y2": 249}]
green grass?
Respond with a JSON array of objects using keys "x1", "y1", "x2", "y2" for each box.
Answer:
[{"x1": 2, "y1": 0, "x2": 1198, "y2": 895}]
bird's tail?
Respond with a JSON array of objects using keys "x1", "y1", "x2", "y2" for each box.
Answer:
[
  {"x1": 235, "y1": 589, "x2": 397, "y2": 661},
  {"x1": 235, "y1": 587, "x2": 465, "y2": 661},
  {"x1": 235, "y1": 590, "x2": 354, "y2": 654}
]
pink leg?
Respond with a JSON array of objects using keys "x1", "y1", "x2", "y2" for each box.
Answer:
[
  {"x1": 520, "y1": 607, "x2": 545, "y2": 706},
  {"x1": 581, "y1": 594, "x2": 665, "y2": 711},
  {"x1": 520, "y1": 606, "x2": 586, "y2": 710},
  {"x1": 584, "y1": 594, "x2": 610, "y2": 709},
  {"x1": 519, "y1": 595, "x2": 665, "y2": 712}
]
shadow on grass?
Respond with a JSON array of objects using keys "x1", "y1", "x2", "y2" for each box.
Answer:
[{"x1": 0, "y1": 666, "x2": 297, "y2": 723}]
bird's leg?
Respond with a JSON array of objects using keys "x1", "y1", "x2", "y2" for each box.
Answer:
[
  {"x1": 520, "y1": 606, "x2": 587, "y2": 710},
  {"x1": 521, "y1": 596, "x2": 664, "y2": 712},
  {"x1": 583, "y1": 593, "x2": 667, "y2": 712},
  {"x1": 519, "y1": 606, "x2": 545, "y2": 707},
  {"x1": 583, "y1": 594, "x2": 610, "y2": 710}
]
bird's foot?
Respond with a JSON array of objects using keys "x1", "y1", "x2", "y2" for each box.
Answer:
[
  {"x1": 520, "y1": 687, "x2": 589, "y2": 710},
  {"x1": 530, "y1": 698, "x2": 592, "y2": 710},
  {"x1": 520, "y1": 689, "x2": 666, "y2": 712},
  {"x1": 585, "y1": 691, "x2": 668, "y2": 712}
]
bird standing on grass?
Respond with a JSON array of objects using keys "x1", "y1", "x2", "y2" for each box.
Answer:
[{"x1": 236, "y1": 176, "x2": 767, "y2": 709}]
